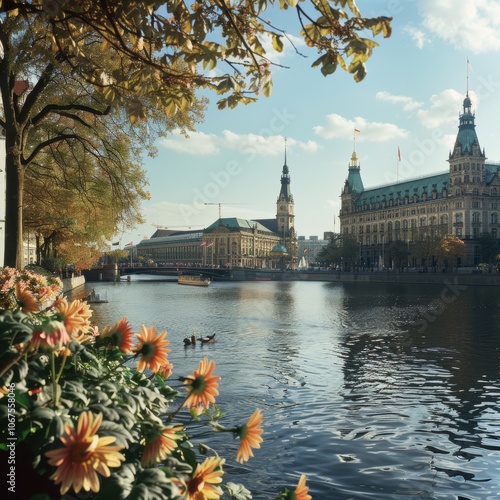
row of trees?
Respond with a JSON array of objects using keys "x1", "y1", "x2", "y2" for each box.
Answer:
[
  {"x1": 317, "y1": 233, "x2": 471, "y2": 271},
  {"x1": 1, "y1": 1, "x2": 391, "y2": 269}
]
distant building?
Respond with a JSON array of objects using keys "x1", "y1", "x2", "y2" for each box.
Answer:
[
  {"x1": 137, "y1": 153, "x2": 298, "y2": 268},
  {"x1": 297, "y1": 235, "x2": 329, "y2": 265},
  {"x1": 339, "y1": 92, "x2": 500, "y2": 268}
]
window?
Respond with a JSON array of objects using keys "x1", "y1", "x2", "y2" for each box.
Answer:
[
  {"x1": 491, "y1": 213, "x2": 498, "y2": 224},
  {"x1": 472, "y1": 212, "x2": 480, "y2": 224}
]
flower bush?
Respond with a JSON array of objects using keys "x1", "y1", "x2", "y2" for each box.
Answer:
[{"x1": 0, "y1": 268, "x2": 311, "y2": 499}]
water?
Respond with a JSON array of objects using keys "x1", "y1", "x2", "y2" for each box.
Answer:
[{"x1": 85, "y1": 278, "x2": 500, "y2": 499}]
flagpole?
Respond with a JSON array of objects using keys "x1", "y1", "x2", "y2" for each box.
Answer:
[{"x1": 397, "y1": 147, "x2": 401, "y2": 183}]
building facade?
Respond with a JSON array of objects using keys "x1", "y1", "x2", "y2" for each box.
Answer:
[
  {"x1": 137, "y1": 155, "x2": 299, "y2": 268},
  {"x1": 339, "y1": 93, "x2": 500, "y2": 268},
  {"x1": 297, "y1": 234, "x2": 331, "y2": 265}
]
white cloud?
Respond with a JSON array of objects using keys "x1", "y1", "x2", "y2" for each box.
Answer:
[
  {"x1": 161, "y1": 129, "x2": 319, "y2": 156},
  {"x1": 416, "y1": 88, "x2": 477, "y2": 128},
  {"x1": 376, "y1": 91, "x2": 424, "y2": 111},
  {"x1": 403, "y1": 25, "x2": 428, "y2": 49},
  {"x1": 419, "y1": 0, "x2": 500, "y2": 53},
  {"x1": 160, "y1": 130, "x2": 219, "y2": 155},
  {"x1": 313, "y1": 114, "x2": 408, "y2": 142}
]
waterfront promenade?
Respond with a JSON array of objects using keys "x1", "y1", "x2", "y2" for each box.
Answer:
[{"x1": 80, "y1": 265, "x2": 500, "y2": 287}]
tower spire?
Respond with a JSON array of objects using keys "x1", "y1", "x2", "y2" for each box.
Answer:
[{"x1": 466, "y1": 58, "x2": 472, "y2": 95}]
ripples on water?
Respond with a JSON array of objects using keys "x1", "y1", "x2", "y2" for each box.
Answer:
[{"x1": 86, "y1": 278, "x2": 500, "y2": 499}]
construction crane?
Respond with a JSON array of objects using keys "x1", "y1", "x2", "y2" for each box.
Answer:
[
  {"x1": 204, "y1": 202, "x2": 247, "y2": 220},
  {"x1": 152, "y1": 224, "x2": 204, "y2": 230}
]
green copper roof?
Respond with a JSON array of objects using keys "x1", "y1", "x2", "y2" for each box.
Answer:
[
  {"x1": 451, "y1": 94, "x2": 481, "y2": 157},
  {"x1": 271, "y1": 244, "x2": 287, "y2": 253},
  {"x1": 357, "y1": 172, "x2": 448, "y2": 206},
  {"x1": 204, "y1": 218, "x2": 275, "y2": 233},
  {"x1": 345, "y1": 151, "x2": 364, "y2": 193},
  {"x1": 485, "y1": 163, "x2": 500, "y2": 184}
]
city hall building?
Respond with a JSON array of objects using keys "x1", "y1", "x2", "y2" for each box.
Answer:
[
  {"x1": 137, "y1": 155, "x2": 298, "y2": 268},
  {"x1": 339, "y1": 93, "x2": 500, "y2": 268}
]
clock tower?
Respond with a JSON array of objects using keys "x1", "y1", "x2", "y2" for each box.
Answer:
[{"x1": 276, "y1": 144, "x2": 298, "y2": 267}]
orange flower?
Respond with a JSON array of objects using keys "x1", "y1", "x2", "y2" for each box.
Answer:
[
  {"x1": 141, "y1": 425, "x2": 184, "y2": 466},
  {"x1": 157, "y1": 361, "x2": 174, "y2": 379},
  {"x1": 45, "y1": 411, "x2": 124, "y2": 495},
  {"x1": 14, "y1": 282, "x2": 39, "y2": 313},
  {"x1": 293, "y1": 474, "x2": 312, "y2": 500},
  {"x1": 101, "y1": 317, "x2": 134, "y2": 353},
  {"x1": 185, "y1": 456, "x2": 225, "y2": 499},
  {"x1": 30, "y1": 320, "x2": 72, "y2": 351},
  {"x1": 134, "y1": 325, "x2": 170, "y2": 373},
  {"x1": 183, "y1": 358, "x2": 220, "y2": 412},
  {"x1": 53, "y1": 298, "x2": 92, "y2": 335},
  {"x1": 236, "y1": 408, "x2": 263, "y2": 463}
]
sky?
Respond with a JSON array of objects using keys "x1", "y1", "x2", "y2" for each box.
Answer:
[{"x1": 118, "y1": 0, "x2": 500, "y2": 247}]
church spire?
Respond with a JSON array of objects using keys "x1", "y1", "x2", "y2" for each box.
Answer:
[{"x1": 278, "y1": 138, "x2": 292, "y2": 202}]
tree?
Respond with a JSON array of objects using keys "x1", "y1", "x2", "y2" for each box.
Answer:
[
  {"x1": 0, "y1": 1, "x2": 391, "y2": 267},
  {"x1": 22, "y1": 100, "x2": 155, "y2": 267},
  {"x1": 435, "y1": 234, "x2": 466, "y2": 270},
  {"x1": 411, "y1": 225, "x2": 447, "y2": 269},
  {"x1": 317, "y1": 232, "x2": 342, "y2": 267},
  {"x1": 340, "y1": 234, "x2": 359, "y2": 269},
  {"x1": 478, "y1": 232, "x2": 500, "y2": 264},
  {"x1": 387, "y1": 240, "x2": 409, "y2": 271}
]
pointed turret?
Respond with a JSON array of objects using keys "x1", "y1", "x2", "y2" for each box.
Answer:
[
  {"x1": 450, "y1": 93, "x2": 483, "y2": 159},
  {"x1": 343, "y1": 149, "x2": 364, "y2": 195},
  {"x1": 448, "y1": 93, "x2": 486, "y2": 196}
]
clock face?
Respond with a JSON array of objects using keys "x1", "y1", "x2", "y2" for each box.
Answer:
[{"x1": 280, "y1": 205, "x2": 284, "y2": 210}]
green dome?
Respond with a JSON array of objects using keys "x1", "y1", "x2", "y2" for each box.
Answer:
[{"x1": 271, "y1": 244, "x2": 287, "y2": 253}]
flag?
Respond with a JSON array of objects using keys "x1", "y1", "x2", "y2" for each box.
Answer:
[
  {"x1": 467, "y1": 58, "x2": 473, "y2": 72},
  {"x1": 200, "y1": 241, "x2": 207, "y2": 246},
  {"x1": 125, "y1": 241, "x2": 133, "y2": 246},
  {"x1": 398, "y1": 147, "x2": 401, "y2": 161},
  {"x1": 112, "y1": 241, "x2": 119, "y2": 246},
  {"x1": 354, "y1": 128, "x2": 361, "y2": 134}
]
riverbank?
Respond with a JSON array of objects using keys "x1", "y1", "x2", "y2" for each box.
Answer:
[
  {"x1": 61, "y1": 274, "x2": 88, "y2": 296},
  {"x1": 82, "y1": 265, "x2": 500, "y2": 287},
  {"x1": 233, "y1": 268, "x2": 500, "y2": 287}
]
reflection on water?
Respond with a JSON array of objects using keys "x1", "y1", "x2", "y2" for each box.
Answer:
[{"x1": 88, "y1": 279, "x2": 500, "y2": 499}]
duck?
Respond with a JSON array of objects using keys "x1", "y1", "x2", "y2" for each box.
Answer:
[
  {"x1": 183, "y1": 334, "x2": 197, "y2": 346},
  {"x1": 197, "y1": 333, "x2": 216, "y2": 344}
]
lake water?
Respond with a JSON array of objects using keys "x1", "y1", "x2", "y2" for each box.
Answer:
[{"x1": 85, "y1": 278, "x2": 500, "y2": 499}]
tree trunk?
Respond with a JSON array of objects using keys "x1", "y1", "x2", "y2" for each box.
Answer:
[{"x1": 4, "y1": 130, "x2": 24, "y2": 268}]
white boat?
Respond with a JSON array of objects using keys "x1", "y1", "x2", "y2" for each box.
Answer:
[{"x1": 178, "y1": 274, "x2": 211, "y2": 287}]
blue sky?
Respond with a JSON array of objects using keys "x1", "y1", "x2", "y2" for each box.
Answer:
[{"x1": 119, "y1": 0, "x2": 500, "y2": 246}]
